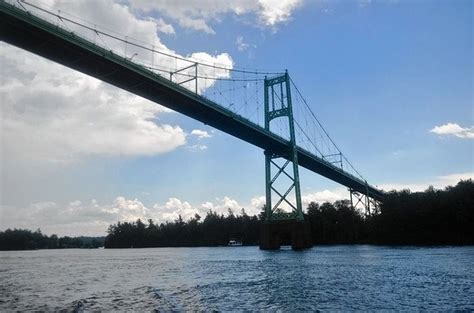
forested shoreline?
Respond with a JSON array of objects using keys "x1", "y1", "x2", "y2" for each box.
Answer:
[
  {"x1": 1, "y1": 180, "x2": 472, "y2": 250},
  {"x1": 104, "y1": 179, "x2": 474, "y2": 248},
  {"x1": 104, "y1": 180, "x2": 474, "y2": 248},
  {"x1": 0, "y1": 229, "x2": 104, "y2": 250}
]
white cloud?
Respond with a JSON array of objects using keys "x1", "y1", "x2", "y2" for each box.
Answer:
[
  {"x1": 186, "y1": 52, "x2": 234, "y2": 94},
  {"x1": 1, "y1": 0, "x2": 236, "y2": 167},
  {"x1": 258, "y1": 0, "x2": 302, "y2": 26},
  {"x1": 152, "y1": 17, "x2": 176, "y2": 35},
  {"x1": 0, "y1": 194, "x2": 251, "y2": 236},
  {"x1": 430, "y1": 122, "x2": 474, "y2": 139},
  {"x1": 0, "y1": 44, "x2": 187, "y2": 164},
  {"x1": 153, "y1": 196, "x2": 244, "y2": 221},
  {"x1": 379, "y1": 172, "x2": 473, "y2": 192},
  {"x1": 201, "y1": 202, "x2": 215, "y2": 211},
  {"x1": 0, "y1": 197, "x2": 154, "y2": 236},
  {"x1": 191, "y1": 129, "x2": 212, "y2": 139},
  {"x1": 153, "y1": 197, "x2": 199, "y2": 221},
  {"x1": 236, "y1": 36, "x2": 250, "y2": 51},
  {"x1": 220, "y1": 196, "x2": 242, "y2": 212},
  {"x1": 302, "y1": 189, "x2": 346, "y2": 207},
  {"x1": 199, "y1": 196, "x2": 246, "y2": 215},
  {"x1": 129, "y1": 0, "x2": 302, "y2": 34},
  {"x1": 250, "y1": 196, "x2": 266, "y2": 211},
  {"x1": 111, "y1": 197, "x2": 151, "y2": 221}
]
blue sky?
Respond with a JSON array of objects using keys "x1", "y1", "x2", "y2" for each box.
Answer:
[
  {"x1": 132, "y1": 0, "x2": 473, "y2": 201},
  {"x1": 0, "y1": 0, "x2": 472, "y2": 235}
]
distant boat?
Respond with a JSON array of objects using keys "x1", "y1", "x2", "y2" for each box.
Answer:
[{"x1": 228, "y1": 239, "x2": 242, "y2": 246}]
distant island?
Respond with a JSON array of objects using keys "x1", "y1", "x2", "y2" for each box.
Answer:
[{"x1": 1, "y1": 180, "x2": 472, "y2": 251}]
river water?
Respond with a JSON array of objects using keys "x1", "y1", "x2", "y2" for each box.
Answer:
[{"x1": 1, "y1": 246, "x2": 473, "y2": 311}]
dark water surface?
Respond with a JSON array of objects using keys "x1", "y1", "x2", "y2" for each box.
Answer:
[{"x1": 1, "y1": 246, "x2": 473, "y2": 311}]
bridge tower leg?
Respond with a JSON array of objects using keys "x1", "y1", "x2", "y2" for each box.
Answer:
[
  {"x1": 260, "y1": 71, "x2": 312, "y2": 250},
  {"x1": 349, "y1": 187, "x2": 381, "y2": 217}
]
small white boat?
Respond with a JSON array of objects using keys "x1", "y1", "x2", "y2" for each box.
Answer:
[{"x1": 228, "y1": 239, "x2": 242, "y2": 246}]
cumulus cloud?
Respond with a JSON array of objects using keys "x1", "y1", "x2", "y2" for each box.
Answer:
[
  {"x1": 0, "y1": 197, "x2": 153, "y2": 236},
  {"x1": 191, "y1": 129, "x2": 212, "y2": 139},
  {"x1": 250, "y1": 196, "x2": 266, "y2": 211},
  {"x1": 111, "y1": 197, "x2": 151, "y2": 221},
  {"x1": 153, "y1": 197, "x2": 199, "y2": 221},
  {"x1": 258, "y1": 0, "x2": 302, "y2": 26},
  {"x1": 1, "y1": 0, "x2": 236, "y2": 166},
  {"x1": 129, "y1": 0, "x2": 302, "y2": 34},
  {"x1": 0, "y1": 44, "x2": 187, "y2": 164},
  {"x1": 429, "y1": 122, "x2": 474, "y2": 139},
  {"x1": 219, "y1": 196, "x2": 242, "y2": 212},
  {"x1": 159, "y1": 196, "x2": 246, "y2": 220},
  {"x1": 186, "y1": 52, "x2": 234, "y2": 94},
  {"x1": 187, "y1": 129, "x2": 212, "y2": 151},
  {"x1": 302, "y1": 189, "x2": 346, "y2": 207},
  {"x1": 0, "y1": 195, "x2": 251, "y2": 236}
]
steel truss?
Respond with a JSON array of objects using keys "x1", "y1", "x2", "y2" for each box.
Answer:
[
  {"x1": 264, "y1": 72, "x2": 303, "y2": 221},
  {"x1": 349, "y1": 187, "x2": 381, "y2": 217}
]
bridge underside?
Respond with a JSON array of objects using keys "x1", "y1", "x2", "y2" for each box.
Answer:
[{"x1": 0, "y1": 1, "x2": 384, "y2": 202}]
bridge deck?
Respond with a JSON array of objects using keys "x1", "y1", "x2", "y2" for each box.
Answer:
[{"x1": 0, "y1": 1, "x2": 384, "y2": 201}]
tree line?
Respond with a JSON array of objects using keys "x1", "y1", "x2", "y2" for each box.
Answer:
[
  {"x1": 104, "y1": 209, "x2": 260, "y2": 248},
  {"x1": 1, "y1": 179, "x2": 472, "y2": 250},
  {"x1": 104, "y1": 179, "x2": 473, "y2": 248},
  {"x1": 0, "y1": 228, "x2": 104, "y2": 250},
  {"x1": 366, "y1": 179, "x2": 473, "y2": 245}
]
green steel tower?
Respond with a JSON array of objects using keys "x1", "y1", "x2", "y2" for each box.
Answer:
[
  {"x1": 263, "y1": 71, "x2": 303, "y2": 221},
  {"x1": 261, "y1": 71, "x2": 311, "y2": 250}
]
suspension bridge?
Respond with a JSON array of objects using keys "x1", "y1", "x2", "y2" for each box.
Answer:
[{"x1": 0, "y1": 0, "x2": 385, "y2": 249}]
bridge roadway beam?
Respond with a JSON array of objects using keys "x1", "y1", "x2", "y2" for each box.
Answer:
[{"x1": 0, "y1": 1, "x2": 384, "y2": 203}]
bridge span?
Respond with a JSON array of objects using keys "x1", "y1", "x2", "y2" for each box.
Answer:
[{"x1": 0, "y1": 0, "x2": 384, "y2": 208}]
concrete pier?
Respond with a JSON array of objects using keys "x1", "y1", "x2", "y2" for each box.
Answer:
[{"x1": 260, "y1": 220, "x2": 312, "y2": 250}]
